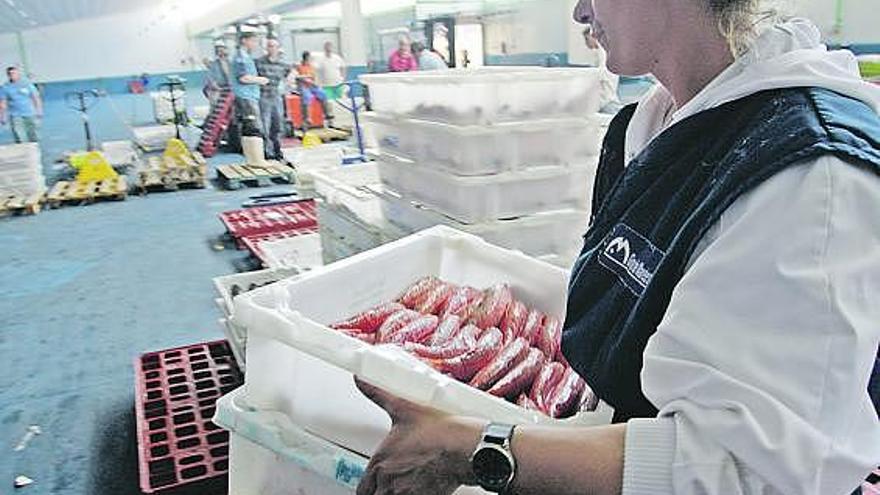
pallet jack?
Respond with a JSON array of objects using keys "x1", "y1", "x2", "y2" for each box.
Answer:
[{"x1": 64, "y1": 89, "x2": 118, "y2": 183}]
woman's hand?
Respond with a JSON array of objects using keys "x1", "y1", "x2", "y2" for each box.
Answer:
[{"x1": 355, "y1": 377, "x2": 483, "y2": 495}]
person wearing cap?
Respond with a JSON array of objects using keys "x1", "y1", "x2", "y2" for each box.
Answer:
[
  {"x1": 412, "y1": 42, "x2": 448, "y2": 71},
  {"x1": 232, "y1": 32, "x2": 270, "y2": 163},
  {"x1": 0, "y1": 66, "x2": 42, "y2": 144},
  {"x1": 256, "y1": 37, "x2": 292, "y2": 160}
]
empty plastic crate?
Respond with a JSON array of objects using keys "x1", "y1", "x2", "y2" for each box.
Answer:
[
  {"x1": 377, "y1": 189, "x2": 589, "y2": 261},
  {"x1": 240, "y1": 226, "x2": 320, "y2": 268},
  {"x1": 376, "y1": 152, "x2": 596, "y2": 224},
  {"x1": 311, "y1": 163, "x2": 386, "y2": 226},
  {"x1": 134, "y1": 340, "x2": 244, "y2": 493},
  {"x1": 360, "y1": 67, "x2": 601, "y2": 125},
  {"x1": 234, "y1": 226, "x2": 613, "y2": 457},
  {"x1": 364, "y1": 112, "x2": 600, "y2": 175},
  {"x1": 214, "y1": 268, "x2": 304, "y2": 369}
]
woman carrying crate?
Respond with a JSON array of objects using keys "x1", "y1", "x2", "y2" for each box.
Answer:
[{"x1": 354, "y1": 0, "x2": 880, "y2": 494}]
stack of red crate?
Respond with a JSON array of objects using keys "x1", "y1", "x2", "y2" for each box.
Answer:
[
  {"x1": 134, "y1": 340, "x2": 243, "y2": 494},
  {"x1": 219, "y1": 200, "x2": 318, "y2": 249}
]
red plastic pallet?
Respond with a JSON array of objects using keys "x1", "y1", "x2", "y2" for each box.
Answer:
[
  {"x1": 134, "y1": 340, "x2": 243, "y2": 494},
  {"x1": 219, "y1": 200, "x2": 317, "y2": 245},
  {"x1": 241, "y1": 225, "x2": 320, "y2": 266}
]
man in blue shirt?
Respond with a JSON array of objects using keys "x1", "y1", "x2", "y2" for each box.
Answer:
[
  {"x1": 232, "y1": 32, "x2": 269, "y2": 140},
  {"x1": 0, "y1": 67, "x2": 42, "y2": 143}
]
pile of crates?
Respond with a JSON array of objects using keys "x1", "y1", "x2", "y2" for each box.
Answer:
[
  {"x1": 0, "y1": 143, "x2": 45, "y2": 217},
  {"x1": 361, "y1": 67, "x2": 605, "y2": 266},
  {"x1": 219, "y1": 200, "x2": 321, "y2": 271}
]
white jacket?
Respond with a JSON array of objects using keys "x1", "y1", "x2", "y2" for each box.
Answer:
[{"x1": 620, "y1": 19, "x2": 880, "y2": 495}]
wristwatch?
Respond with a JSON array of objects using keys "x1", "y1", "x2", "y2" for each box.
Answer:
[{"x1": 470, "y1": 423, "x2": 517, "y2": 493}]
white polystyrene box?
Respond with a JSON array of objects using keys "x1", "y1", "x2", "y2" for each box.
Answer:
[
  {"x1": 376, "y1": 189, "x2": 589, "y2": 261},
  {"x1": 360, "y1": 67, "x2": 601, "y2": 125},
  {"x1": 311, "y1": 163, "x2": 386, "y2": 226},
  {"x1": 376, "y1": 152, "x2": 597, "y2": 224},
  {"x1": 215, "y1": 388, "x2": 486, "y2": 495},
  {"x1": 364, "y1": 112, "x2": 600, "y2": 176},
  {"x1": 235, "y1": 226, "x2": 613, "y2": 458}
]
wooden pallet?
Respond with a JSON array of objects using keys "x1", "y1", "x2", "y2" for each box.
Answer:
[
  {"x1": 0, "y1": 191, "x2": 44, "y2": 217},
  {"x1": 295, "y1": 127, "x2": 351, "y2": 142},
  {"x1": 46, "y1": 177, "x2": 128, "y2": 207},
  {"x1": 217, "y1": 162, "x2": 295, "y2": 190},
  {"x1": 137, "y1": 155, "x2": 207, "y2": 193}
]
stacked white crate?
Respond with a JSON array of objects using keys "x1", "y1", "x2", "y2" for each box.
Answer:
[
  {"x1": 360, "y1": 67, "x2": 603, "y2": 266},
  {"x1": 0, "y1": 143, "x2": 44, "y2": 196},
  {"x1": 212, "y1": 267, "x2": 303, "y2": 369}
]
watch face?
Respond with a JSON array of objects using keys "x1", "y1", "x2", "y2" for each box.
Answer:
[{"x1": 472, "y1": 446, "x2": 514, "y2": 490}]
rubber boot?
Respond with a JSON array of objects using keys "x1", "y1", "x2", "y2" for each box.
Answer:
[{"x1": 241, "y1": 136, "x2": 268, "y2": 167}]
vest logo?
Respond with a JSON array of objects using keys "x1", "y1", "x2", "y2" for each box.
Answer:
[{"x1": 599, "y1": 223, "x2": 665, "y2": 297}]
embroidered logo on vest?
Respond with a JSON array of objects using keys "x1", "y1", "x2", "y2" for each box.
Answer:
[{"x1": 599, "y1": 223, "x2": 665, "y2": 297}]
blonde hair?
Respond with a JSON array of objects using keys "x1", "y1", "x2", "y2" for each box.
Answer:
[{"x1": 708, "y1": 0, "x2": 775, "y2": 57}]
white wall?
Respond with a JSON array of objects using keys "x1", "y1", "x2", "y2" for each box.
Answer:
[
  {"x1": 13, "y1": 6, "x2": 199, "y2": 83},
  {"x1": 0, "y1": 33, "x2": 22, "y2": 70},
  {"x1": 791, "y1": 0, "x2": 878, "y2": 45},
  {"x1": 484, "y1": 0, "x2": 569, "y2": 56}
]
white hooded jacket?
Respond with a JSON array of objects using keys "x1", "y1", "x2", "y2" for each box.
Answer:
[{"x1": 620, "y1": 19, "x2": 880, "y2": 495}]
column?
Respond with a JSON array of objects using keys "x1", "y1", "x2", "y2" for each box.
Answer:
[{"x1": 340, "y1": 0, "x2": 368, "y2": 67}]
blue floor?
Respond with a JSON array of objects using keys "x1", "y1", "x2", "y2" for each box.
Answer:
[{"x1": 0, "y1": 93, "x2": 294, "y2": 495}]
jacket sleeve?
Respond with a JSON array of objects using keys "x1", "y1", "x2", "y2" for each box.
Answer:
[{"x1": 622, "y1": 155, "x2": 880, "y2": 495}]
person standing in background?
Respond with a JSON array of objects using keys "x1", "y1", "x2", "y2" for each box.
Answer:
[
  {"x1": 388, "y1": 37, "x2": 418, "y2": 72},
  {"x1": 583, "y1": 24, "x2": 621, "y2": 111},
  {"x1": 295, "y1": 51, "x2": 332, "y2": 131},
  {"x1": 412, "y1": 42, "x2": 448, "y2": 71},
  {"x1": 204, "y1": 42, "x2": 232, "y2": 104},
  {"x1": 0, "y1": 67, "x2": 42, "y2": 144},
  {"x1": 256, "y1": 37, "x2": 292, "y2": 161},
  {"x1": 232, "y1": 32, "x2": 269, "y2": 163},
  {"x1": 316, "y1": 41, "x2": 347, "y2": 101}
]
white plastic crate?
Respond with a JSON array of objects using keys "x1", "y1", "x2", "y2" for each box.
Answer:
[
  {"x1": 259, "y1": 233, "x2": 324, "y2": 271},
  {"x1": 235, "y1": 226, "x2": 614, "y2": 457},
  {"x1": 360, "y1": 67, "x2": 601, "y2": 125},
  {"x1": 364, "y1": 112, "x2": 600, "y2": 176},
  {"x1": 311, "y1": 163, "x2": 385, "y2": 226},
  {"x1": 215, "y1": 388, "x2": 485, "y2": 495},
  {"x1": 377, "y1": 189, "x2": 589, "y2": 261},
  {"x1": 132, "y1": 125, "x2": 176, "y2": 151},
  {"x1": 100, "y1": 140, "x2": 138, "y2": 166},
  {"x1": 283, "y1": 144, "x2": 346, "y2": 190},
  {"x1": 213, "y1": 267, "x2": 303, "y2": 369},
  {"x1": 376, "y1": 152, "x2": 596, "y2": 224}
]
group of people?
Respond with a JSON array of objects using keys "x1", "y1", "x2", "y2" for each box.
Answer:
[
  {"x1": 204, "y1": 32, "x2": 347, "y2": 161},
  {"x1": 388, "y1": 37, "x2": 449, "y2": 72},
  {"x1": 0, "y1": 66, "x2": 43, "y2": 144}
]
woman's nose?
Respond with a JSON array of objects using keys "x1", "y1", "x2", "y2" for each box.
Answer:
[{"x1": 572, "y1": 0, "x2": 593, "y2": 25}]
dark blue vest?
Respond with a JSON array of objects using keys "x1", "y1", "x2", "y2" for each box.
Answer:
[{"x1": 562, "y1": 87, "x2": 880, "y2": 422}]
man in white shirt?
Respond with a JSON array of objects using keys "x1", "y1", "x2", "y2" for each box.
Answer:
[{"x1": 315, "y1": 41, "x2": 347, "y2": 101}]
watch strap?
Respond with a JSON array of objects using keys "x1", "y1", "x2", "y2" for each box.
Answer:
[{"x1": 483, "y1": 423, "x2": 515, "y2": 446}]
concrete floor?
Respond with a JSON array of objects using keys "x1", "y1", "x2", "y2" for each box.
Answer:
[
  {"x1": 0, "y1": 91, "x2": 293, "y2": 495},
  {"x1": 0, "y1": 78, "x2": 654, "y2": 495}
]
